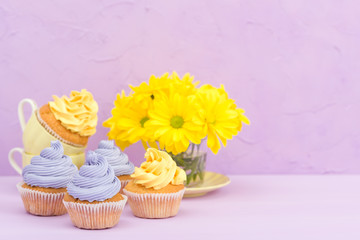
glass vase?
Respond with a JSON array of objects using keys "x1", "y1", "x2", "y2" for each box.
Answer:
[{"x1": 170, "y1": 142, "x2": 207, "y2": 187}]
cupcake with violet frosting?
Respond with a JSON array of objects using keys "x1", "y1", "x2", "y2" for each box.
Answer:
[
  {"x1": 63, "y1": 151, "x2": 127, "y2": 229},
  {"x1": 123, "y1": 148, "x2": 186, "y2": 218},
  {"x1": 17, "y1": 140, "x2": 77, "y2": 216},
  {"x1": 95, "y1": 140, "x2": 134, "y2": 192}
]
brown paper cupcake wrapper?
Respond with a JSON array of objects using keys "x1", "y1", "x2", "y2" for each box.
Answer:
[
  {"x1": 17, "y1": 182, "x2": 67, "y2": 216},
  {"x1": 36, "y1": 110, "x2": 84, "y2": 148},
  {"x1": 123, "y1": 188, "x2": 185, "y2": 219},
  {"x1": 63, "y1": 195, "x2": 127, "y2": 230}
]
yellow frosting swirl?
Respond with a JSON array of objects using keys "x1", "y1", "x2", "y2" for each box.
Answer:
[
  {"x1": 49, "y1": 89, "x2": 98, "y2": 136},
  {"x1": 131, "y1": 148, "x2": 186, "y2": 190}
]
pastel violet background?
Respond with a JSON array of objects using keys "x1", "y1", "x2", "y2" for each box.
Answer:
[{"x1": 1, "y1": 0, "x2": 360, "y2": 176}]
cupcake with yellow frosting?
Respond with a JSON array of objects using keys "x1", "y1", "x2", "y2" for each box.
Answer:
[
  {"x1": 123, "y1": 148, "x2": 186, "y2": 219},
  {"x1": 18, "y1": 89, "x2": 97, "y2": 170},
  {"x1": 38, "y1": 89, "x2": 98, "y2": 147}
]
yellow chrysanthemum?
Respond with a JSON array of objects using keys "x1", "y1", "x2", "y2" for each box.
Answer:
[
  {"x1": 129, "y1": 73, "x2": 172, "y2": 109},
  {"x1": 103, "y1": 91, "x2": 132, "y2": 149},
  {"x1": 103, "y1": 91, "x2": 153, "y2": 150},
  {"x1": 199, "y1": 84, "x2": 228, "y2": 98},
  {"x1": 130, "y1": 72, "x2": 199, "y2": 108},
  {"x1": 196, "y1": 84, "x2": 250, "y2": 130},
  {"x1": 194, "y1": 85, "x2": 250, "y2": 154},
  {"x1": 170, "y1": 72, "x2": 199, "y2": 97},
  {"x1": 104, "y1": 72, "x2": 249, "y2": 155},
  {"x1": 146, "y1": 93, "x2": 205, "y2": 155}
]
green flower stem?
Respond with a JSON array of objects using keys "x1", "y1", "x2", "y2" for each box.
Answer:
[{"x1": 171, "y1": 142, "x2": 206, "y2": 186}]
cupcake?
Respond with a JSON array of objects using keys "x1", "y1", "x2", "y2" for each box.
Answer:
[
  {"x1": 17, "y1": 140, "x2": 77, "y2": 216},
  {"x1": 95, "y1": 140, "x2": 134, "y2": 192},
  {"x1": 38, "y1": 89, "x2": 98, "y2": 147},
  {"x1": 21, "y1": 89, "x2": 98, "y2": 169},
  {"x1": 63, "y1": 151, "x2": 127, "y2": 229},
  {"x1": 123, "y1": 148, "x2": 186, "y2": 219}
]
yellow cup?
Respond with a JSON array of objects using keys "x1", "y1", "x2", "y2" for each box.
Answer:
[
  {"x1": 8, "y1": 148, "x2": 35, "y2": 175},
  {"x1": 8, "y1": 98, "x2": 87, "y2": 175},
  {"x1": 23, "y1": 112, "x2": 86, "y2": 155},
  {"x1": 8, "y1": 147, "x2": 85, "y2": 175},
  {"x1": 18, "y1": 98, "x2": 86, "y2": 155}
]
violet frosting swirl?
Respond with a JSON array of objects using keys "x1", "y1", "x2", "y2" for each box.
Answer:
[
  {"x1": 67, "y1": 151, "x2": 121, "y2": 202},
  {"x1": 22, "y1": 141, "x2": 77, "y2": 189},
  {"x1": 95, "y1": 140, "x2": 134, "y2": 176}
]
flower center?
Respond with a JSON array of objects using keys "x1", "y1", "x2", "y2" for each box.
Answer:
[
  {"x1": 140, "y1": 117, "x2": 149, "y2": 128},
  {"x1": 170, "y1": 116, "x2": 184, "y2": 129},
  {"x1": 150, "y1": 94, "x2": 155, "y2": 100}
]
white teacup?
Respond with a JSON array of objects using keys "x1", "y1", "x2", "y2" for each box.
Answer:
[{"x1": 8, "y1": 147, "x2": 85, "y2": 175}]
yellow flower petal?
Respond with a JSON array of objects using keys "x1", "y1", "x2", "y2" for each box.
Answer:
[
  {"x1": 194, "y1": 85, "x2": 249, "y2": 154},
  {"x1": 207, "y1": 128, "x2": 221, "y2": 154}
]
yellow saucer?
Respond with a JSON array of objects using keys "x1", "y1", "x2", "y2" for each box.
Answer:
[{"x1": 184, "y1": 171, "x2": 231, "y2": 198}]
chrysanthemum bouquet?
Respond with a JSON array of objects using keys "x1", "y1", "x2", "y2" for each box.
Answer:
[{"x1": 104, "y1": 72, "x2": 249, "y2": 185}]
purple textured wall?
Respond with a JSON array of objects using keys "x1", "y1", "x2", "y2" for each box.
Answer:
[{"x1": 1, "y1": 0, "x2": 360, "y2": 175}]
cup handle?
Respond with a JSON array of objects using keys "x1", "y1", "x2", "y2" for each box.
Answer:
[
  {"x1": 8, "y1": 148, "x2": 24, "y2": 175},
  {"x1": 18, "y1": 98, "x2": 37, "y2": 132}
]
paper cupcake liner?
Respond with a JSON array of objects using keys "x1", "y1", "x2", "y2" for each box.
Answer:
[
  {"x1": 17, "y1": 182, "x2": 67, "y2": 216},
  {"x1": 119, "y1": 179, "x2": 131, "y2": 194},
  {"x1": 123, "y1": 188, "x2": 185, "y2": 219},
  {"x1": 36, "y1": 110, "x2": 84, "y2": 148},
  {"x1": 63, "y1": 195, "x2": 127, "y2": 230}
]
